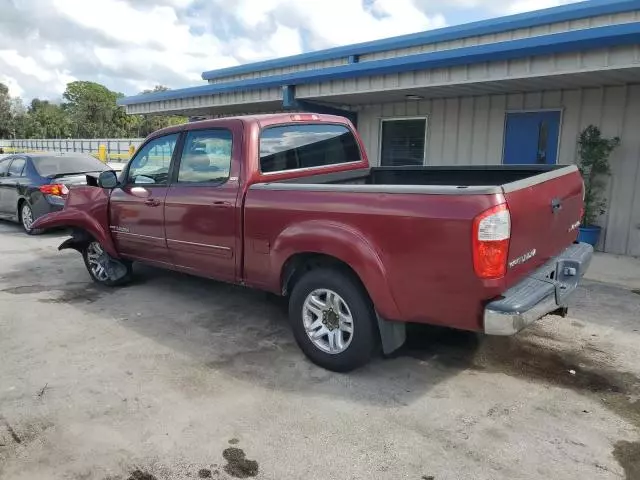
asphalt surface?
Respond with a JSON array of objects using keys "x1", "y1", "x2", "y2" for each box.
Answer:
[{"x1": 1, "y1": 220, "x2": 639, "y2": 480}]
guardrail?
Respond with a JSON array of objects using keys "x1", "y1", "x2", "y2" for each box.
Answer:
[{"x1": 0, "y1": 138, "x2": 145, "y2": 162}]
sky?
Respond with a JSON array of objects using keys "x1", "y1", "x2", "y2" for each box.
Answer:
[{"x1": 0, "y1": 0, "x2": 583, "y2": 101}]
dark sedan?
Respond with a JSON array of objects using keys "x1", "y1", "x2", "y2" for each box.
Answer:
[{"x1": 0, "y1": 153, "x2": 112, "y2": 234}]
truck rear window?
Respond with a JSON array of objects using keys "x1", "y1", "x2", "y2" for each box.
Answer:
[{"x1": 260, "y1": 124, "x2": 361, "y2": 173}]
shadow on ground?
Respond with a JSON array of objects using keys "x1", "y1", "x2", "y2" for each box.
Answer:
[{"x1": 3, "y1": 248, "x2": 640, "y2": 416}]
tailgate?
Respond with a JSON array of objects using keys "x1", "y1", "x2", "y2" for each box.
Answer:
[{"x1": 503, "y1": 166, "x2": 584, "y2": 286}]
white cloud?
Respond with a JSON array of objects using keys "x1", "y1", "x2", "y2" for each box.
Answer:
[
  {"x1": 225, "y1": 0, "x2": 445, "y2": 50},
  {"x1": 0, "y1": 75, "x2": 24, "y2": 97},
  {"x1": 507, "y1": 0, "x2": 580, "y2": 14},
  {"x1": 0, "y1": 0, "x2": 583, "y2": 101},
  {"x1": 425, "y1": 0, "x2": 581, "y2": 13}
]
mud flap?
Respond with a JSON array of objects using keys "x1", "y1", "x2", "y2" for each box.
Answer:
[
  {"x1": 376, "y1": 313, "x2": 406, "y2": 355},
  {"x1": 58, "y1": 238, "x2": 84, "y2": 252}
]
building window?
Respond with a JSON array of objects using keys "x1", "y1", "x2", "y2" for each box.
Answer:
[
  {"x1": 380, "y1": 118, "x2": 427, "y2": 167},
  {"x1": 260, "y1": 123, "x2": 361, "y2": 173}
]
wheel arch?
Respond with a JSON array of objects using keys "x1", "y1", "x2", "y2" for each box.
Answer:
[
  {"x1": 283, "y1": 252, "x2": 407, "y2": 359},
  {"x1": 282, "y1": 252, "x2": 366, "y2": 299},
  {"x1": 272, "y1": 220, "x2": 401, "y2": 321},
  {"x1": 32, "y1": 208, "x2": 120, "y2": 258},
  {"x1": 16, "y1": 196, "x2": 27, "y2": 218}
]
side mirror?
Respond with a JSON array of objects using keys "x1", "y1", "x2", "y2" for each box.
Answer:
[{"x1": 98, "y1": 170, "x2": 119, "y2": 189}]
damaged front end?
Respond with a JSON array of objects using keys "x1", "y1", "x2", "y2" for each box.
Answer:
[{"x1": 31, "y1": 185, "x2": 120, "y2": 259}]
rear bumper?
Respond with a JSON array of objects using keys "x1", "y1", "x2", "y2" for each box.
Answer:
[
  {"x1": 484, "y1": 242, "x2": 594, "y2": 336},
  {"x1": 31, "y1": 195, "x2": 64, "y2": 222}
]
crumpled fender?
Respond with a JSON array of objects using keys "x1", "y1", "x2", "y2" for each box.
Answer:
[
  {"x1": 31, "y1": 186, "x2": 119, "y2": 258},
  {"x1": 270, "y1": 220, "x2": 402, "y2": 320}
]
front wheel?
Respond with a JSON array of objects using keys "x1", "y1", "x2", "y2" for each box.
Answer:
[
  {"x1": 82, "y1": 241, "x2": 133, "y2": 287},
  {"x1": 289, "y1": 268, "x2": 378, "y2": 372}
]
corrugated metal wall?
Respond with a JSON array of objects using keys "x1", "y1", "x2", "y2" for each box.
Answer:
[
  {"x1": 297, "y1": 45, "x2": 640, "y2": 99},
  {"x1": 359, "y1": 11, "x2": 640, "y2": 62},
  {"x1": 124, "y1": 88, "x2": 282, "y2": 115},
  {"x1": 358, "y1": 85, "x2": 640, "y2": 256},
  {"x1": 206, "y1": 11, "x2": 640, "y2": 85}
]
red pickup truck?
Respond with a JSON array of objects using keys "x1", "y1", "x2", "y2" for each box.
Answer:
[{"x1": 33, "y1": 113, "x2": 593, "y2": 372}]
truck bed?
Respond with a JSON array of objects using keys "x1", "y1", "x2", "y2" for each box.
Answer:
[
  {"x1": 258, "y1": 165, "x2": 572, "y2": 194},
  {"x1": 246, "y1": 163, "x2": 584, "y2": 330}
]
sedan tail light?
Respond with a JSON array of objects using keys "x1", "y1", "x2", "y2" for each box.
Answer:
[
  {"x1": 472, "y1": 203, "x2": 511, "y2": 279},
  {"x1": 40, "y1": 184, "x2": 69, "y2": 197}
]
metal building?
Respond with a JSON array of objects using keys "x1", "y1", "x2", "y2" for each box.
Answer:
[{"x1": 119, "y1": 0, "x2": 640, "y2": 256}]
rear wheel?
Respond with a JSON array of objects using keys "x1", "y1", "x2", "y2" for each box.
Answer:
[
  {"x1": 289, "y1": 268, "x2": 377, "y2": 372},
  {"x1": 20, "y1": 202, "x2": 43, "y2": 235},
  {"x1": 82, "y1": 241, "x2": 133, "y2": 287}
]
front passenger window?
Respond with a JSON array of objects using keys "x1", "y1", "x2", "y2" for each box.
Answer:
[{"x1": 127, "y1": 134, "x2": 179, "y2": 185}]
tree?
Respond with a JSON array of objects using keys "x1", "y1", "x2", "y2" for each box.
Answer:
[
  {"x1": 577, "y1": 125, "x2": 620, "y2": 227},
  {"x1": 0, "y1": 83, "x2": 14, "y2": 138},
  {"x1": 63, "y1": 81, "x2": 123, "y2": 137},
  {"x1": 26, "y1": 99, "x2": 71, "y2": 138},
  {"x1": 2, "y1": 80, "x2": 188, "y2": 140},
  {"x1": 10, "y1": 98, "x2": 28, "y2": 138}
]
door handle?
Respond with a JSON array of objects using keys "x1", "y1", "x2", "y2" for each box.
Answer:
[
  {"x1": 212, "y1": 201, "x2": 231, "y2": 207},
  {"x1": 144, "y1": 198, "x2": 161, "y2": 207}
]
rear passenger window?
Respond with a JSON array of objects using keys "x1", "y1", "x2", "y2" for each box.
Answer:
[
  {"x1": 177, "y1": 129, "x2": 232, "y2": 184},
  {"x1": 260, "y1": 124, "x2": 361, "y2": 173},
  {"x1": 8, "y1": 158, "x2": 25, "y2": 177}
]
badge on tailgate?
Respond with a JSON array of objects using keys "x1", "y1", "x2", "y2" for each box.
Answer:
[{"x1": 509, "y1": 249, "x2": 537, "y2": 269}]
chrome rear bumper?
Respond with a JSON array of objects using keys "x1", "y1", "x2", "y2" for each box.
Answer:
[{"x1": 484, "y1": 242, "x2": 594, "y2": 336}]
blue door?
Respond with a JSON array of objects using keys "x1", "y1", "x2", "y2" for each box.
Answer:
[{"x1": 503, "y1": 111, "x2": 561, "y2": 165}]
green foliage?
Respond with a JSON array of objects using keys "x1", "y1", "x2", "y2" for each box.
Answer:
[
  {"x1": 63, "y1": 81, "x2": 122, "y2": 138},
  {"x1": 576, "y1": 125, "x2": 620, "y2": 227},
  {"x1": 0, "y1": 81, "x2": 187, "y2": 140},
  {"x1": 0, "y1": 83, "x2": 15, "y2": 138}
]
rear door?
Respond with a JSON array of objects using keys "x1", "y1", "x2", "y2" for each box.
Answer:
[
  {"x1": 164, "y1": 124, "x2": 242, "y2": 282},
  {"x1": 109, "y1": 133, "x2": 180, "y2": 266},
  {"x1": 503, "y1": 167, "x2": 584, "y2": 285}
]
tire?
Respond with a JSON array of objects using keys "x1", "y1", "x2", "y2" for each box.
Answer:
[
  {"x1": 20, "y1": 202, "x2": 43, "y2": 235},
  {"x1": 289, "y1": 268, "x2": 378, "y2": 372},
  {"x1": 82, "y1": 240, "x2": 133, "y2": 287}
]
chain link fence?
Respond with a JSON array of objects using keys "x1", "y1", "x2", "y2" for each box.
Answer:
[{"x1": 0, "y1": 138, "x2": 144, "y2": 162}]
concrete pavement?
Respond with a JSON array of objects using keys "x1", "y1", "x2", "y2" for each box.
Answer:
[{"x1": 0, "y1": 222, "x2": 639, "y2": 480}]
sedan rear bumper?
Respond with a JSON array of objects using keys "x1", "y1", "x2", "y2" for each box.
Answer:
[{"x1": 484, "y1": 242, "x2": 594, "y2": 336}]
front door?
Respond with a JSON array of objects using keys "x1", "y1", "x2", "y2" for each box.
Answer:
[
  {"x1": 164, "y1": 125, "x2": 241, "y2": 282},
  {"x1": 109, "y1": 133, "x2": 180, "y2": 266},
  {"x1": 503, "y1": 111, "x2": 561, "y2": 165}
]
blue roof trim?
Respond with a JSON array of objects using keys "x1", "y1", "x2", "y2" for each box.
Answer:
[
  {"x1": 201, "y1": 0, "x2": 640, "y2": 80},
  {"x1": 119, "y1": 22, "x2": 640, "y2": 106}
]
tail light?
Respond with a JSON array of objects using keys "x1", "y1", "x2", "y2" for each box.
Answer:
[
  {"x1": 472, "y1": 203, "x2": 511, "y2": 279},
  {"x1": 39, "y1": 184, "x2": 69, "y2": 197}
]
